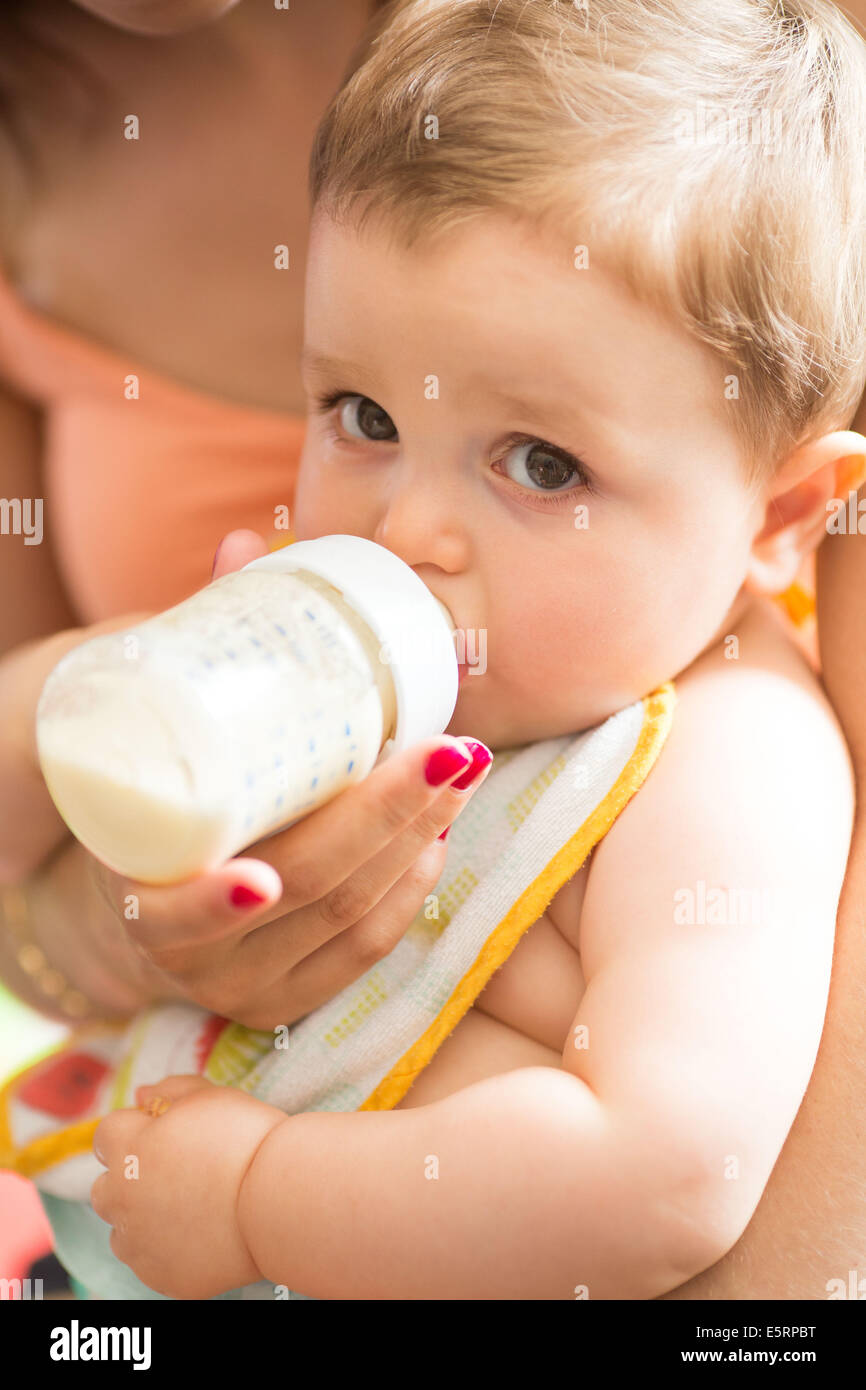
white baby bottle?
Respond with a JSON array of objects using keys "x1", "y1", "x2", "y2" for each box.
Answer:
[{"x1": 35, "y1": 536, "x2": 458, "y2": 884}]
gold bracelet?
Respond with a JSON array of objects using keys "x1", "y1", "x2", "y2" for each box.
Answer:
[{"x1": 1, "y1": 882, "x2": 94, "y2": 1020}]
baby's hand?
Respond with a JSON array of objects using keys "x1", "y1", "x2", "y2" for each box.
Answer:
[{"x1": 90, "y1": 1075, "x2": 288, "y2": 1300}]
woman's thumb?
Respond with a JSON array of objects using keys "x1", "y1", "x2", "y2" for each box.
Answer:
[{"x1": 211, "y1": 528, "x2": 270, "y2": 581}]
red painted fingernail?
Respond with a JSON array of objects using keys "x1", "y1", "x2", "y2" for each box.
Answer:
[
  {"x1": 438, "y1": 825, "x2": 451, "y2": 841},
  {"x1": 451, "y1": 740, "x2": 493, "y2": 791},
  {"x1": 424, "y1": 745, "x2": 472, "y2": 786},
  {"x1": 229, "y1": 883, "x2": 268, "y2": 909}
]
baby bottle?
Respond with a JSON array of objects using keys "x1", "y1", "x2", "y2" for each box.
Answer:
[{"x1": 35, "y1": 536, "x2": 458, "y2": 884}]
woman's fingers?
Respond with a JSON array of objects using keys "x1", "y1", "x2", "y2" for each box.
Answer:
[
  {"x1": 104, "y1": 735, "x2": 491, "y2": 966},
  {"x1": 210, "y1": 528, "x2": 270, "y2": 581},
  {"x1": 234, "y1": 744, "x2": 492, "y2": 986},
  {"x1": 111, "y1": 857, "x2": 285, "y2": 961},
  {"x1": 246, "y1": 736, "x2": 493, "y2": 920},
  {"x1": 217, "y1": 839, "x2": 452, "y2": 1031},
  {"x1": 291, "y1": 746, "x2": 491, "y2": 942}
]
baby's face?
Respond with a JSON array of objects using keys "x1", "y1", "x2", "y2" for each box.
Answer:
[{"x1": 295, "y1": 209, "x2": 765, "y2": 748}]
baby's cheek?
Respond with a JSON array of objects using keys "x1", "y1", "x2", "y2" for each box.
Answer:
[
  {"x1": 570, "y1": 577, "x2": 682, "y2": 699},
  {"x1": 292, "y1": 466, "x2": 327, "y2": 539},
  {"x1": 621, "y1": 573, "x2": 726, "y2": 688},
  {"x1": 295, "y1": 462, "x2": 372, "y2": 542}
]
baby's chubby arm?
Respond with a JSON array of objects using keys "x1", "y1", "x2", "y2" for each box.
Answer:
[
  {"x1": 237, "y1": 650, "x2": 853, "y2": 1300},
  {"x1": 561, "y1": 651, "x2": 854, "y2": 1295}
]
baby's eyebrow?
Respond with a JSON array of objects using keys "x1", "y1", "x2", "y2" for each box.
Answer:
[
  {"x1": 302, "y1": 348, "x2": 600, "y2": 434},
  {"x1": 461, "y1": 354, "x2": 592, "y2": 414},
  {"x1": 300, "y1": 348, "x2": 388, "y2": 403},
  {"x1": 491, "y1": 387, "x2": 565, "y2": 418},
  {"x1": 486, "y1": 381, "x2": 595, "y2": 429},
  {"x1": 301, "y1": 348, "x2": 362, "y2": 377}
]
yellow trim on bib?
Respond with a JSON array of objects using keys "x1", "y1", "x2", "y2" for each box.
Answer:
[{"x1": 359, "y1": 682, "x2": 677, "y2": 1111}]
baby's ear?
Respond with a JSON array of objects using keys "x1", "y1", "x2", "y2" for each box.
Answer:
[
  {"x1": 744, "y1": 431, "x2": 866, "y2": 596},
  {"x1": 834, "y1": 451, "x2": 866, "y2": 497}
]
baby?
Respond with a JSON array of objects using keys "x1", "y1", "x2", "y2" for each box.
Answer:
[{"x1": 90, "y1": 0, "x2": 866, "y2": 1298}]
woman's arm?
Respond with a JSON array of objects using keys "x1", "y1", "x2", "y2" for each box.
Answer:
[
  {"x1": 0, "y1": 377, "x2": 158, "y2": 879},
  {"x1": 0, "y1": 383, "x2": 79, "y2": 654},
  {"x1": 660, "y1": 465, "x2": 866, "y2": 1300},
  {"x1": 0, "y1": 378, "x2": 172, "y2": 1016},
  {"x1": 0, "y1": 836, "x2": 185, "y2": 1022}
]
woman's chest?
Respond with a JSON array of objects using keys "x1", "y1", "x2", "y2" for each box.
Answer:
[
  {"x1": 0, "y1": 17, "x2": 365, "y2": 414},
  {"x1": 393, "y1": 863, "x2": 589, "y2": 1110}
]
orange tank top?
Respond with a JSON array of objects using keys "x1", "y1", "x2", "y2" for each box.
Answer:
[{"x1": 0, "y1": 260, "x2": 305, "y2": 624}]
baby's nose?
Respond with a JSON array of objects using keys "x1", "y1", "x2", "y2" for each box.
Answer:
[{"x1": 374, "y1": 487, "x2": 471, "y2": 575}]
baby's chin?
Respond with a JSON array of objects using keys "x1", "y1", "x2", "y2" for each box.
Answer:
[
  {"x1": 439, "y1": 603, "x2": 751, "y2": 745},
  {"x1": 443, "y1": 681, "x2": 639, "y2": 750}
]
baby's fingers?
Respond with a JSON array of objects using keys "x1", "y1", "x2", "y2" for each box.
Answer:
[{"x1": 134, "y1": 1076, "x2": 214, "y2": 1109}]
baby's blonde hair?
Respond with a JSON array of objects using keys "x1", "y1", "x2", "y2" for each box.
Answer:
[{"x1": 310, "y1": 0, "x2": 866, "y2": 483}]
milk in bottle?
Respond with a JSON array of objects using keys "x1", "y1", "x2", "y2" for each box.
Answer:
[{"x1": 36, "y1": 536, "x2": 458, "y2": 884}]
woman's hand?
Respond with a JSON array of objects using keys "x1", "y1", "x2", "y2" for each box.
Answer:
[
  {"x1": 0, "y1": 611, "x2": 153, "y2": 884},
  {"x1": 85, "y1": 529, "x2": 492, "y2": 1031},
  {"x1": 88, "y1": 733, "x2": 489, "y2": 1030}
]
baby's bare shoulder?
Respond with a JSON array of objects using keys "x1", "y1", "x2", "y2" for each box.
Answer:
[
  {"x1": 579, "y1": 599, "x2": 854, "y2": 967},
  {"x1": 669, "y1": 599, "x2": 850, "y2": 786}
]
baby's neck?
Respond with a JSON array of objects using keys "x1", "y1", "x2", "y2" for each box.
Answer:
[{"x1": 685, "y1": 585, "x2": 807, "y2": 677}]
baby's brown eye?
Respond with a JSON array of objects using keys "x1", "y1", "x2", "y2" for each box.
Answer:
[
  {"x1": 339, "y1": 396, "x2": 397, "y2": 442},
  {"x1": 525, "y1": 445, "x2": 573, "y2": 489},
  {"x1": 501, "y1": 440, "x2": 581, "y2": 492}
]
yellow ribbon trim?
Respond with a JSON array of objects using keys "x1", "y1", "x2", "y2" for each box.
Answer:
[{"x1": 360, "y1": 681, "x2": 677, "y2": 1111}]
